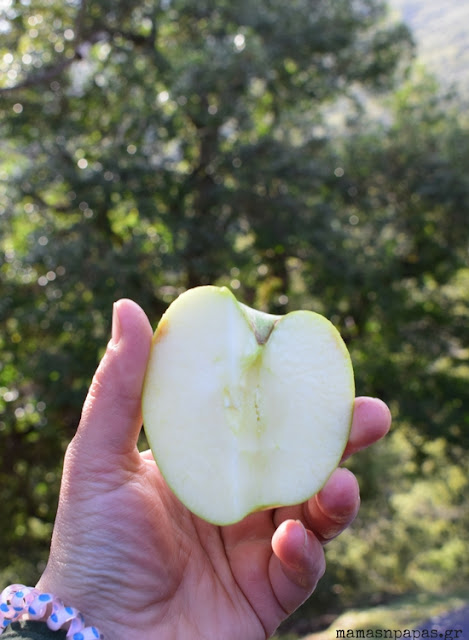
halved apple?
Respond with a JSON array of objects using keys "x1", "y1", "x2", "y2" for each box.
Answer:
[{"x1": 142, "y1": 285, "x2": 354, "y2": 525}]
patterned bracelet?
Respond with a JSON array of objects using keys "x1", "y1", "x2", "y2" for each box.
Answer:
[{"x1": 0, "y1": 585, "x2": 104, "y2": 639}]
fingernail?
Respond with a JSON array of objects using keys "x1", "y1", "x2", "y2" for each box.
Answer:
[
  {"x1": 112, "y1": 302, "x2": 122, "y2": 344},
  {"x1": 295, "y1": 519, "x2": 308, "y2": 549}
]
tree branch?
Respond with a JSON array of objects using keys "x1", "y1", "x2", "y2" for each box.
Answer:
[
  {"x1": 0, "y1": 0, "x2": 88, "y2": 95},
  {"x1": 0, "y1": 56, "x2": 80, "y2": 95}
]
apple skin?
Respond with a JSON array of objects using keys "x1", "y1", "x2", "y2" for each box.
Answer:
[{"x1": 142, "y1": 286, "x2": 355, "y2": 525}]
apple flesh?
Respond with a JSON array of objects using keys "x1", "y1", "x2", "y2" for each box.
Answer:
[{"x1": 142, "y1": 286, "x2": 355, "y2": 525}]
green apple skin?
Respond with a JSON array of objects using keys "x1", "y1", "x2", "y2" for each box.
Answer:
[{"x1": 142, "y1": 286, "x2": 355, "y2": 526}]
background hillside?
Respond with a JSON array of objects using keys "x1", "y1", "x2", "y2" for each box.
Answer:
[{"x1": 389, "y1": 0, "x2": 469, "y2": 97}]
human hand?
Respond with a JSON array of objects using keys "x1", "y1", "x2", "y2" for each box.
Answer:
[{"x1": 37, "y1": 299, "x2": 391, "y2": 640}]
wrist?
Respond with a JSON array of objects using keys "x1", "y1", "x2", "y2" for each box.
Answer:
[
  {"x1": 36, "y1": 562, "x2": 104, "y2": 634},
  {"x1": 0, "y1": 585, "x2": 103, "y2": 639},
  {"x1": 35, "y1": 569, "x2": 129, "y2": 640}
]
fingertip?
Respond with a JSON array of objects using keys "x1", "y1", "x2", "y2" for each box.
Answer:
[
  {"x1": 95, "y1": 299, "x2": 152, "y2": 400},
  {"x1": 111, "y1": 298, "x2": 153, "y2": 348},
  {"x1": 272, "y1": 519, "x2": 308, "y2": 569},
  {"x1": 355, "y1": 396, "x2": 392, "y2": 434},
  {"x1": 270, "y1": 520, "x2": 325, "y2": 613},
  {"x1": 342, "y1": 396, "x2": 392, "y2": 460},
  {"x1": 316, "y1": 467, "x2": 360, "y2": 524}
]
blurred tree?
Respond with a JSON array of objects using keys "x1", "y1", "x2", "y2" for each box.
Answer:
[
  {"x1": 334, "y1": 75, "x2": 469, "y2": 451},
  {"x1": 304, "y1": 74, "x2": 469, "y2": 618},
  {"x1": 0, "y1": 0, "x2": 412, "y2": 573}
]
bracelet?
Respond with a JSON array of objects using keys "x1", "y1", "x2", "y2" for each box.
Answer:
[{"x1": 0, "y1": 585, "x2": 104, "y2": 639}]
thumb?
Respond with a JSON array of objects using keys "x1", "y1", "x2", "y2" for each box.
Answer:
[{"x1": 72, "y1": 299, "x2": 153, "y2": 460}]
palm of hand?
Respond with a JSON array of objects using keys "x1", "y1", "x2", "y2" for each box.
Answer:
[{"x1": 44, "y1": 444, "x2": 300, "y2": 640}]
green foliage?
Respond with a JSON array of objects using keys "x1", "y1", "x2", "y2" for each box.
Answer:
[
  {"x1": 323, "y1": 429, "x2": 469, "y2": 603},
  {"x1": 1, "y1": 0, "x2": 468, "y2": 624}
]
